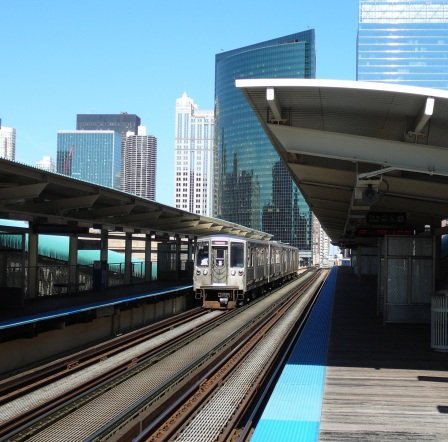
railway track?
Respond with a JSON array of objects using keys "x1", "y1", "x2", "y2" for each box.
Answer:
[
  {"x1": 132, "y1": 269, "x2": 328, "y2": 442},
  {"x1": 0, "y1": 269, "x2": 322, "y2": 442},
  {"x1": 0, "y1": 307, "x2": 206, "y2": 403},
  {"x1": 0, "y1": 307, "x2": 226, "y2": 441}
]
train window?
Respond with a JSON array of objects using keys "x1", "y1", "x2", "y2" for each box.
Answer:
[
  {"x1": 196, "y1": 242, "x2": 209, "y2": 266},
  {"x1": 230, "y1": 242, "x2": 244, "y2": 267},
  {"x1": 257, "y1": 248, "x2": 265, "y2": 265},
  {"x1": 215, "y1": 248, "x2": 225, "y2": 267},
  {"x1": 247, "y1": 247, "x2": 253, "y2": 267}
]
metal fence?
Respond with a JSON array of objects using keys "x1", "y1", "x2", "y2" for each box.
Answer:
[{"x1": 2, "y1": 261, "x2": 151, "y2": 297}]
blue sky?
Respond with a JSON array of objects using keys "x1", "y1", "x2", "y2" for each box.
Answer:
[{"x1": 1, "y1": 0, "x2": 359, "y2": 206}]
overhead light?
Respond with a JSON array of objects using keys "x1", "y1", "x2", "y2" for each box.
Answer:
[
  {"x1": 266, "y1": 87, "x2": 283, "y2": 122},
  {"x1": 414, "y1": 96, "x2": 434, "y2": 134}
]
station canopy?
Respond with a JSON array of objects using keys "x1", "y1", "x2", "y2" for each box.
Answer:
[
  {"x1": 0, "y1": 159, "x2": 272, "y2": 241},
  {"x1": 237, "y1": 79, "x2": 448, "y2": 247}
]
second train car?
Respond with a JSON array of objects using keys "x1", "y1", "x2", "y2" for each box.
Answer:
[{"x1": 193, "y1": 234, "x2": 299, "y2": 309}]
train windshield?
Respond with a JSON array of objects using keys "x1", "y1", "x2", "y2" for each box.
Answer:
[
  {"x1": 230, "y1": 242, "x2": 244, "y2": 267},
  {"x1": 196, "y1": 241, "x2": 209, "y2": 266}
]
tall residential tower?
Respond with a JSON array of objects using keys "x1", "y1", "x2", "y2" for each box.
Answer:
[
  {"x1": 0, "y1": 124, "x2": 16, "y2": 161},
  {"x1": 358, "y1": 0, "x2": 448, "y2": 89},
  {"x1": 214, "y1": 31, "x2": 315, "y2": 260},
  {"x1": 174, "y1": 93, "x2": 214, "y2": 216},
  {"x1": 123, "y1": 126, "x2": 157, "y2": 200}
]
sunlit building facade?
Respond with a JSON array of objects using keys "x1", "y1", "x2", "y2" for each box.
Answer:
[
  {"x1": 35, "y1": 155, "x2": 56, "y2": 172},
  {"x1": 214, "y1": 31, "x2": 315, "y2": 260},
  {"x1": 57, "y1": 130, "x2": 121, "y2": 189},
  {"x1": 0, "y1": 125, "x2": 16, "y2": 161},
  {"x1": 358, "y1": 0, "x2": 448, "y2": 89},
  {"x1": 312, "y1": 214, "x2": 331, "y2": 266},
  {"x1": 174, "y1": 93, "x2": 214, "y2": 216},
  {"x1": 123, "y1": 126, "x2": 157, "y2": 200}
]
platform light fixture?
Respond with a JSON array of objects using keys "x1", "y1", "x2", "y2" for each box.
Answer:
[
  {"x1": 266, "y1": 87, "x2": 283, "y2": 122},
  {"x1": 414, "y1": 96, "x2": 434, "y2": 134}
]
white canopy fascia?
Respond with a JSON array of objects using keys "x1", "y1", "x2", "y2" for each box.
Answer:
[{"x1": 268, "y1": 124, "x2": 448, "y2": 177}]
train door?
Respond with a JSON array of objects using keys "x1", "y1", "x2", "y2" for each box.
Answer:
[{"x1": 211, "y1": 244, "x2": 228, "y2": 285}]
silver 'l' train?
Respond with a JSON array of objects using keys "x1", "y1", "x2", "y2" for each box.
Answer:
[{"x1": 193, "y1": 234, "x2": 299, "y2": 309}]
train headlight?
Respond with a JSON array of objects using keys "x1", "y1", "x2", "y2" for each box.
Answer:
[
  {"x1": 196, "y1": 270, "x2": 201, "y2": 276},
  {"x1": 203, "y1": 269, "x2": 208, "y2": 275},
  {"x1": 238, "y1": 269, "x2": 244, "y2": 276},
  {"x1": 231, "y1": 270, "x2": 236, "y2": 276}
]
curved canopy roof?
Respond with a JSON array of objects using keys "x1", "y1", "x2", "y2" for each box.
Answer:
[
  {"x1": 0, "y1": 159, "x2": 272, "y2": 241},
  {"x1": 237, "y1": 79, "x2": 448, "y2": 246}
]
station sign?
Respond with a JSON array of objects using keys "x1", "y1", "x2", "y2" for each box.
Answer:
[
  {"x1": 30, "y1": 223, "x2": 89, "y2": 235},
  {"x1": 366, "y1": 212, "x2": 406, "y2": 226},
  {"x1": 356, "y1": 227, "x2": 413, "y2": 238},
  {"x1": 78, "y1": 239, "x2": 101, "y2": 250}
]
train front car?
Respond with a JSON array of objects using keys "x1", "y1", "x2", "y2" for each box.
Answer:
[{"x1": 193, "y1": 236, "x2": 246, "y2": 309}]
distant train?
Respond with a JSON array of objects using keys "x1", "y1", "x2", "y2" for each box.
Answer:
[{"x1": 193, "y1": 235, "x2": 299, "y2": 309}]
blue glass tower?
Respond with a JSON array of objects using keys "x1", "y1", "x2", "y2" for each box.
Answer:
[
  {"x1": 57, "y1": 130, "x2": 121, "y2": 189},
  {"x1": 358, "y1": 0, "x2": 448, "y2": 89},
  {"x1": 214, "y1": 31, "x2": 315, "y2": 257}
]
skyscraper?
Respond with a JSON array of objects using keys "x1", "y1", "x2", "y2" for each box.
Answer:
[
  {"x1": 35, "y1": 155, "x2": 56, "y2": 172},
  {"x1": 76, "y1": 113, "x2": 141, "y2": 136},
  {"x1": 174, "y1": 93, "x2": 214, "y2": 216},
  {"x1": 0, "y1": 125, "x2": 16, "y2": 161},
  {"x1": 214, "y1": 31, "x2": 315, "y2": 259},
  {"x1": 76, "y1": 113, "x2": 143, "y2": 193},
  {"x1": 358, "y1": 0, "x2": 448, "y2": 89},
  {"x1": 123, "y1": 126, "x2": 157, "y2": 200},
  {"x1": 57, "y1": 130, "x2": 121, "y2": 189}
]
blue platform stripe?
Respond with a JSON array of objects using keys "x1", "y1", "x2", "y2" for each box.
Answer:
[
  {"x1": 251, "y1": 268, "x2": 337, "y2": 442},
  {"x1": 0, "y1": 285, "x2": 193, "y2": 330}
]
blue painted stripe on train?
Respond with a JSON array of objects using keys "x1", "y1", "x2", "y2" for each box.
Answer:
[
  {"x1": 251, "y1": 268, "x2": 337, "y2": 442},
  {"x1": 0, "y1": 285, "x2": 193, "y2": 330}
]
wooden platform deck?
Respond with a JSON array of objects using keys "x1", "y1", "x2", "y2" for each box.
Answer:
[{"x1": 319, "y1": 268, "x2": 448, "y2": 441}]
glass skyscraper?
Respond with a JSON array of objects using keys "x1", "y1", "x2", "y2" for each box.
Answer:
[
  {"x1": 57, "y1": 130, "x2": 121, "y2": 189},
  {"x1": 214, "y1": 31, "x2": 315, "y2": 258},
  {"x1": 76, "y1": 113, "x2": 142, "y2": 192},
  {"x1": 358, "y1": 0, "x2": 448, "y2": 89}
]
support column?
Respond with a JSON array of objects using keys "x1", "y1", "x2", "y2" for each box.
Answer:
[
  {"x1": 187, "y1": 236, "x2": 194, "y2": 277},
  {"x1": 187, "y1": 236, "x2": 194, "y2": 262},
  {"x1": 175, "y1": 234, "x2": 181, "y2": 281},
  {"x1": 68, "y1": 235, "x2": 78, "y2": 294},
  {"x1": 21, "y1": 233, "x2": 26, "y2": 294},
  {"x1": 100, "y1": 229, "x2": 109, "y2": 289},
  {"x1": 144, "y1": 232, "x2": 153, "y2": 282},
  {"x1": 27, "y1": 231, "x2": 39, "y2": 298},
  {"x1": 124, "y1": 232, "x2": 132, "y2": 284}
]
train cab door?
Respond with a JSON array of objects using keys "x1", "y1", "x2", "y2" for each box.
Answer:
[{"x1": 211, "y1": 243, "x2": 228, "y2": 285}]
